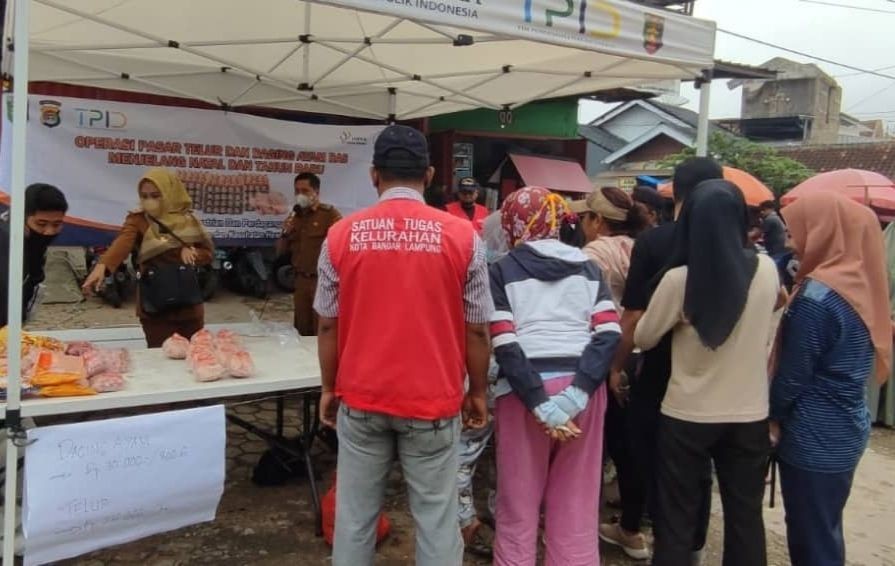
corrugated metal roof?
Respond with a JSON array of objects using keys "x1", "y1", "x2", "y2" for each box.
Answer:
[
  {"x1": 509, "y1": 153, "x2": 593, "y2": 194},
  {"x1": 578, "y1": 125, "x2": 627, "y2": 152}
]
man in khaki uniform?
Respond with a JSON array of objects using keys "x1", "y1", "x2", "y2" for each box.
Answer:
[{"x1": 278, "y1": 172, "x2": 341, "y2": 336}]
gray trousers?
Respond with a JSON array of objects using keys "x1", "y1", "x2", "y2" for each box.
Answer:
[{"x1": 334, "y1": 404, "x2": 463, "y2": 566}]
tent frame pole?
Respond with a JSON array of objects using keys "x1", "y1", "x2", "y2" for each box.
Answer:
[
  {"x1": 695, "y1": 69, "x2": 712, "y2": 157},
  {"x1": 3, "y1": 0, "x2": 30, "y2": 562}
]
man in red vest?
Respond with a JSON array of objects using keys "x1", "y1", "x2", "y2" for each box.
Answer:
[
  {"x1": 446, "y1": 177, "x2": 489, "y2": 234},
  {"x1": 314, "y1": 124, "x2": 492, "y2": 566}
]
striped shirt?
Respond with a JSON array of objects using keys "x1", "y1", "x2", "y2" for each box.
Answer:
[
  {"x1": 314, "y1": 187, "x2": 492, "y2": 324},
  {"x1": 772, "y1": 279, "x2": 873, "y2": 473}
]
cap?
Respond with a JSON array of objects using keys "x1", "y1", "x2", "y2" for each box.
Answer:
[
  {"x1": 568, "y1": 198, "x2": 591, "y2": 214},
  {"x1": 567, "y1": 188, "x2": 629, "y2": 221},
  {"x1": 373, "y1": 125, "x2": 430, "y2": 168},
  {"x1": 458, "y1": 177, "x2": 479, "y2": 192}
]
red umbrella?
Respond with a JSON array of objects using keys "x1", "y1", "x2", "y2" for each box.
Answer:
[
  {"x1": 780, "y1": 169, "x2": 895, "y2": 218},
  {"x1": 658, "y1": 166, "x2": 774, "y2": 206}
]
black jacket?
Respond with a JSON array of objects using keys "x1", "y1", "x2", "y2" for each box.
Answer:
[{"x1": 0, "y1": 214, "x2": 50, "y2": 327}]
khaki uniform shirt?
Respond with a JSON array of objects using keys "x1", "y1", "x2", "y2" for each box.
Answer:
[{"x1": 284, "y1": 203, "x2": 342, "y2": 275}]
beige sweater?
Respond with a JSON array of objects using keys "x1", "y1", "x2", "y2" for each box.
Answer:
[{"x1": 634, "y1": 255, "x2": 779, "y2": 424}]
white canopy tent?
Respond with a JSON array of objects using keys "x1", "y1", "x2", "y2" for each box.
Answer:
[
  {"x1": 1, "y1": 0, "x2": 716, "y2": 562},
  {"x1": 6, "y1": 0, "x2": 715, "y2": 119}
]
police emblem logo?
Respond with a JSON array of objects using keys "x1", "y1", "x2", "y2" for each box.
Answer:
[
  {"x1": 39, "y1": 99, "x2": 61, "y2": 128},
  {"x1": 643, "y1": 14, "x2": 665, "y2": 55}
]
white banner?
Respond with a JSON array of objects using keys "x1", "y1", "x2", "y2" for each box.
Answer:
[
  {"x1": 0, "y1": 95, "x2": 385, "y2": 242},
  {"x1": 23, "y1": 405, "x2": 226, "y2": 566},
  {"x1": 320, "y1": 0, "x2": 716, "y2": 66}
]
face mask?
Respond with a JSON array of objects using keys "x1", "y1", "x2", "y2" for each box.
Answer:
[
  {"x1": 26, "y1": 232, "x2": 58, "y2": 249},
  {"x1": 142, "y1": 198, "x2": 162, "y2": 216},
  {"x1": 295, "y1": 194, "x2": 312, "y2": 209}
]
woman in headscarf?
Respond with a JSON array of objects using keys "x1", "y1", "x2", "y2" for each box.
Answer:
[
  {"x1": 772, "y1": 191, "x2": 891, "y2": 566},
  {"x1": 867, "y1": 221, "x2": 895, "y2": 427},
  {"x1": 570, "y1": 186, "x2": 651, "y2": 559},
  {"x1": 634, "y1": 180, "x2": 781, "y2": 566},
  {"x1": 82, "y1": 168, "x2": 214, "y2": 347},
  {"x1": 489, "y1": 187, "x2": 620, "y2": 566}
]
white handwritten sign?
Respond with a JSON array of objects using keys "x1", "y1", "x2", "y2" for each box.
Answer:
[{"x1": 22, "y1": 405, "x2": 226, "y2": 566}]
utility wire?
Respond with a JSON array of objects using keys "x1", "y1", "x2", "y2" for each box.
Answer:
[
  {"x1": 847, "y1": 82, "x2": 895, "y2": 111},
  {"x1": 718, "y1": 28, "x2": 895, "y2": 81},
  {"x1": 798, "y1": 0, "x2": 895, "y2": 13},
  {"x1": 835, "y1": 64, "x2": 895, "y2": 78}
]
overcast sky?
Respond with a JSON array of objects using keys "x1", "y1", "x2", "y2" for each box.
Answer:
[{"x1": 578, "y1": 0, "x2": 895, "y2": 127}]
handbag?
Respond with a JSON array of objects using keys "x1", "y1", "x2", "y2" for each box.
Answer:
[{"x1": 138, "y1": 215, "x2": 203, "y2": 314}]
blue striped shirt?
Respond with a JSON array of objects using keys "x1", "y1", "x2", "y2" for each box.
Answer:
[{"x1": 771, "y1": 280, "x2": 873, "y2": 473}]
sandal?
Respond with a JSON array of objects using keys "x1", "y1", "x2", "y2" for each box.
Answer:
[{"x1": 463, "y1": 518, "x2": 494, "y2": 560}]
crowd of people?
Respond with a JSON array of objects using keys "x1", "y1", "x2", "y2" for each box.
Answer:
[
  {"x1": 314, "y1": 124, "x2": 892, "y2": 566},
  {"x1": 0, "y1": 123, "x2": 890, "y2": 566}
]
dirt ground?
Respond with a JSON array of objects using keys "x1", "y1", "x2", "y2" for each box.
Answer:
[{"x1": 20, "y1": 291, "x2": 895, "y2": 565}]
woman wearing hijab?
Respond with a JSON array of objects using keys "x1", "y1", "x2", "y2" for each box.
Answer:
[
  {"x1": 634, "y1": 180, "x2": 781, "y2": 566},
  {"x1": 82, "y1": 168, "x2": 214, "y2": 347},
  {"x1": 867, "y1": 221, "x2": 895, "y2": 427},
  {"x1": 490, "y1": 187, "x2": 620, "y2": 566},
  {"x1": 772, "y1": 191, "x2": 891, "y2": 566},
  {"x1": 570, "y1": 186, "x2": 651, "y2": 559}
]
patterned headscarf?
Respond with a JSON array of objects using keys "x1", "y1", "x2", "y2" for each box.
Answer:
[{"x1": 500, "y1": 186, "x2": 571, "y2": 246}]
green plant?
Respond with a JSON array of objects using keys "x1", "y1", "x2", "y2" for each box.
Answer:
[{"x1": 659, "y1": 132, "x2": 813, "y2": 198}]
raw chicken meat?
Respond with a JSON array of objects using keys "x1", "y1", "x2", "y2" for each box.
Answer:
[
  {"x1": 82, "y1": 348, "x2": 108, "y2": 377},
  {"x1": 88, "y1": 371, "x2": 126, "y2": 392},
  {"x1": 216, "y1": 330, "x2": 242, "y2": 346},
  {"x1": 104, "y1": 349, "x2": 130, "y2": 373},
  {"x1": 83, "y1": 348, "x2": 130, "y2": 376},
  {"x1": 225, "y1": 350, "x2": 255, "y2": 378},
  {"x1": 65, "y1": 341, "x2": 95, "y2": 356},
  {"x1": 189, "y1": 345, "x2": 226, "y2": 382},
  {"x1": 162, "y1": 333, "x2": 190, "y2": 359},
  {"x1": 190, "y1": 329, "x2": 215, "y2": 347}
]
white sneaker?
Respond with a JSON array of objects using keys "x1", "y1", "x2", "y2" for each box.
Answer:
[{"x1": 599, "y1": 522, "x2": 651, "y2": 561}]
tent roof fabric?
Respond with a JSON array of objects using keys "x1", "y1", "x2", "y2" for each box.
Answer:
[
  {"x1": 9, "y1": 0, "x2": 716, "y2": 120},
  {"x1": 510, "y1": 153, "x2": 593, "y2": 194}
]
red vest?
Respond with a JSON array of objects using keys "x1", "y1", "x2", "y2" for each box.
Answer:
[
  {"x1": 445, "y1": 202, "x2": 489, "y2": 234},
  {"x1": 327, "y1": 197, "x2": 475, "y2": 419}
]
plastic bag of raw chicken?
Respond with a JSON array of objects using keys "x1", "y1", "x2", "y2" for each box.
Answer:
[
  {"x1": 88, "y1": 371, "x2": 126, "y2": 393},
  {"x1": 162, "y1": 333, "x2": 190, "y2": 359},
  {"x1": 215, "y1": 330, "x2": 255, "y2": 378},
  {"x1": 188, "y1": 331, "x2": 226, "y2": 382},
  {"x1": 83, "y1": 348, "x2": 130, "y2": 376}
]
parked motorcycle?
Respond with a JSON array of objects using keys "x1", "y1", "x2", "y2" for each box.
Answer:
[
  {"x1": 195, "y1": 248, "x2": 229, "y2": 302},
  {"x1": 272, "y1": 253, "x2": 295, "y2": 293},
  {"x1": 85, "y1": 246, "x2": 134, "y2": 308},
  {"x1": 222, "y1": 247, "x2": 272, "y2": 299}
]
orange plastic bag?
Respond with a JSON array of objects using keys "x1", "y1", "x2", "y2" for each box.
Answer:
[
  {"x1": 321, "y1": 472, "x2": 391, "y2": 547},
  {"x1": 31, "y1": 351, "x2": 87, "y2": 386},
  {"x1": 39, "y1": 383, "x2": 97, "y2": 397}
]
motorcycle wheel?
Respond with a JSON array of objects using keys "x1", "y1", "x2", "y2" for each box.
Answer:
[
  {"x1": 275, "y1": 263, "x2": 295, "y2": 293},
  {"x1": 102, "y1": 282, "x2": 123, "y2": 308},
  {"x1": 200, "y1": 270, "x2": 219, "y2": 302}
]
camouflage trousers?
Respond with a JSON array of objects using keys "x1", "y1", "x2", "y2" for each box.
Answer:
[{"x1": 457, "y1": 420, "x2": 495, "y2": 528}]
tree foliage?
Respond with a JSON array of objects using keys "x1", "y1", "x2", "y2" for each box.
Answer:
[{"x1": 660, "y1": 132, "x2": 813, "y2": 199}]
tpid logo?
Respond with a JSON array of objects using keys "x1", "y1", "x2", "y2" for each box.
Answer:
[{"x1": 74, "y1": 107, "x2": 128, "y2": 130}]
